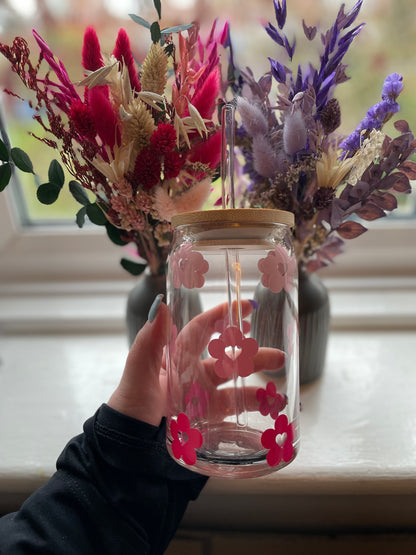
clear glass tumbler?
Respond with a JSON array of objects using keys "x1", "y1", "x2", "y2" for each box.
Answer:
[{"x1": 166, "y1": 208, "x2": 299, "y2": 478}]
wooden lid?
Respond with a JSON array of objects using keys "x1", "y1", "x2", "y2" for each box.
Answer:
[{"x1": 171, "y1": 208, "x2": 294, "y2": 228}]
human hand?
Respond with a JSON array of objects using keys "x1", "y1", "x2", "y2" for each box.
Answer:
[
  {"x1": 108, "y1": 295, "x2": 285, "y2": 427},
  {"x1": 108, "y1": 294, "x2": 170, "y2": 426}
]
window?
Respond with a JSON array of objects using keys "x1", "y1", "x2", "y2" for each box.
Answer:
[{"x1": 1, "y1": 0, "x2": 415, "y2": 283}]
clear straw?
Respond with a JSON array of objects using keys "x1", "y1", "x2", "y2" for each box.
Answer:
[{"x1": 221, "y1": 102, "x2": 247, "y2": 427}]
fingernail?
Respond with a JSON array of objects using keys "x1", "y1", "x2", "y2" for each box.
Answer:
[
  {"x1": 249, "y1": 299, "x2": 259, "y2": 309},
  {"x1": 148, "y1": 294, "x2": 164, "y2": 322}
]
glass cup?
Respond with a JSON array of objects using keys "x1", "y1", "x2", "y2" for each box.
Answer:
[{"x1": 166, "y1": 208, "x2": 299, "y2": 478}]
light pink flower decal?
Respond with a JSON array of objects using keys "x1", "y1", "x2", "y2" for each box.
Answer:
[
  {"x1": 256, "y1": 381, "x2": 288, "y2": 419},
  {"x1": 208, "y1": 326, "x2": 259, "y2": 379},
  {"x1": 258, "y1": 245, "x2": 296, "y2": 293},
  {"x1": 185, "y1": 382, "x2": 210, "y2": 419},
  {"x1": 261, "y1": 414, "x2": 295, "y2": 467},
  {"x1": 170, "y1": 242, "x2": 209, "y2": 289},
  {"x1": 170, "y1": 413, "x2": 203, "y2": 465}
]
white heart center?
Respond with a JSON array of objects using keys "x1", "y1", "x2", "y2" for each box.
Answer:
[{"x1": 275, "y1": 432, "x2": 287, "y2": 447}]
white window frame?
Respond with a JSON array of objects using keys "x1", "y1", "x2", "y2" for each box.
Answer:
[
  {"x1": 0, "y1": 187, "x2": 127, "y2": 283},
  {"x1": 1, "y1": 184, "x2": 416, "y2": 285}
]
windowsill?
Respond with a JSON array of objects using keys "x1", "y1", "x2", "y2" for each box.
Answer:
[{"x1": 1, "y1": 278, "x2": 416, "y2": 532}]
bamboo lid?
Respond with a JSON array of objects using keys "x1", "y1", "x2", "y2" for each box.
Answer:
[{"x1": 171, "y1": 208, "x2": 294, "y2": 229}]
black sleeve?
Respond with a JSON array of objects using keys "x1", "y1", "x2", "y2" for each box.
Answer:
[{"x1": 0, "y1": 404, "x2": 208, "y2": 554}]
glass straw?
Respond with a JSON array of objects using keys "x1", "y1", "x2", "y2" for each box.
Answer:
[{"x1": 221, "y1": 102, "x2": 247, "y2": 427}]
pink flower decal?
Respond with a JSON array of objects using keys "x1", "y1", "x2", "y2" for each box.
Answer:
[
  {"x1": 256, "y1": 382, "x2": 288, "y2": 419},
  {"x1": 258, "y1": 246, "x2": 296, "y2": 293},
  {"x1": 170, "y1": 242, "x2": 209, "y2": 289},
  {"x1": 261, "y1": 414, "x2": 295, "y2": 467},
  {"x1": 185, "y1": 382, "x2": 210, "y2": 419},
  {"x1": 170, "y1": 413, "x2": 203, "y2": 465},
  {"x1": 208, "y1": 326, "x2": 259, "y2": 379}
]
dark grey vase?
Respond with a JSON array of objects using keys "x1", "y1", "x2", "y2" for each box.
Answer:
[
  {"x1": 126, "y1": 268, "x2": 167, "y2": 346},
  {"x1": 251, "y1": 269, "x2": 330, "y2": 385},
  {"x1": 298, "y1": 269, "x2": 330, "y2": 384},
  {"x1": 126, "y1": 268, "x2": 203, "y2": 347}
]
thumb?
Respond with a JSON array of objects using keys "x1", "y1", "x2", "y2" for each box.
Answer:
[{"x1": 108, "y1": 295, "x2": 169, "y2": 425}]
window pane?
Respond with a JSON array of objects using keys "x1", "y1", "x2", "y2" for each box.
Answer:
[{"x1": 1, "y1": 0, "x2": 415, "y2": 225}]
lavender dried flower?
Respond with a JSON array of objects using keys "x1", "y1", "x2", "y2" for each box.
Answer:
[{"x1": 233, "y1": 0, "x2": 416, "y2": 273}]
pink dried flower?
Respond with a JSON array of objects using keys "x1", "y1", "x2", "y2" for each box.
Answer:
[
  {"x1": 82, "y1": 27, "x2": 104, "y2": 71},
  {"x1": 190, "y1": 68, "x2": 220, "y2": 119},
  {"x1": 133, "y1": 146, "x2": 161, "y2": 191},
  {"x1": 150, "y1": 124, "x2": 177, "y2": 155},
  {"x1": 187, "y1": 129, "x2": 222, "y2": 172},
  {"x1": 69, "y1": 99, "x2": 97, "y2": 140},
  {"x1": 163, "y1": 151, "x2": 182, "y2": 179},
  {"x1": 112, "y1": 28, "x2": 141, "y2": 92},
  {"x1": 88, "y1": 87, "x2": 120, "y2": 149}
]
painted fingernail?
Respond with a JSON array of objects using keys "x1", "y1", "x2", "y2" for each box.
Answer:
[
  {"x1": 249, "y1": 299, "x2": 259, "y2": 309},
  {"x1": 148, "y1": 294, "x2": 164, "y2": 322}
]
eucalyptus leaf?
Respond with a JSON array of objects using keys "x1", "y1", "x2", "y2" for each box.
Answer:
[
  {"x1": 153, "y1": 0, "x2": 162, "y2": 19},
  {"x1": 129, "y1": 13, "x2": 151, "y2": 29},
  {"x1": 36, "y1": 182, "x2": 61, "y2": 205},
  {"x1": 120, "y1": 258, "x2": 147, "y2": 276},
  {"x1": 0, "y1": 139, "x2": 9, "y2": 162},
  {"x1": 76, "y1": 206, "x2": 87, "y2": 228},
  {"x1": 48, "y1": 159, "x2": 65, "y2": 188},
  {"x1": 86, "y1": 203, "x2": 107, "y2": 225},
  {"x1": 0, "y1": 162, "x2": 12, "y2": 191},
  {"x1": 150, "y1": 21, "x2": 161, "y2": 43},
  {"x1": 161, "y1": 23, "x2": 193, "y2": 35},
  {"x1": 69, "y1": 180, "x2": 90, "y2": 206},
  {"x1": 11, "y1": 148, "x2": 34, "y2": 173},
  {"x1": 105, "y1": 222, "x2": 129, "y2": 246}
]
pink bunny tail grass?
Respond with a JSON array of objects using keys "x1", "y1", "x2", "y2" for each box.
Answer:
[
  {"x1": 154, "y1": 178, "x2": 212, "y2": 221},
  {"x1": 191, "y1": 68, "x2": 220, "y2": 119},
  {"x1": 89, "y1": 87, "x2": 120, "y2": 149},
  {"x1": 113, "y1": 28, "x2": 141, "y2": 92},
  {"x1": 188, "y1": 129, "x2": 222, "y2": 171},
  {"x1": 82, "y1": 27, "x2": 104, "y2": 71}
]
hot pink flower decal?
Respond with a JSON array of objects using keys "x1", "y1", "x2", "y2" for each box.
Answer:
[
  {"x1": 258, "y1": 246, "x2": 296, "y2": 293},
  {"x1": 208, "y1": 326, "x2": 259, "y2": 379},
  {"x1": 256, "y1": 382, "x2": 288, "y2": 419},
  {"x1": 261, "y1": 414, "x2": 295, "y2": 467},
  {"x1": 185, "y1": 382, "x2": 210, "y2": 419},
  {"x1": 170, "y1": 242, "x2": 209, "y2": 289},
  {"x1": 170, "y1": 413, "x2": 203, "y2": 465}
]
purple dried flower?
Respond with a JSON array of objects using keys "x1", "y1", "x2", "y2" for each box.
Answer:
[
  {"x1": 284, "y1": 35, "x2": 296, "y2": 59},
  {"x1": 269, "y1": 57, "x2": 286, "y2": 83},
  {"x1": 382, "y1": 73, "x2": 403, "y2": 100},
  {"x1": 264, "y1": 22, "x2": 284, "y2": 46},
  {"x1": 340, "y1": 73, "x2": 404, "y2": 157},
  {"x1": 302, "y1": 20, "x2": 317, "y2": 41},
  {"x1": 283, "y1": 110, "x2": 307, "y2": 156},
  {"x1": 273, "y1": 0, "x2": 287, "y2": 30}
]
